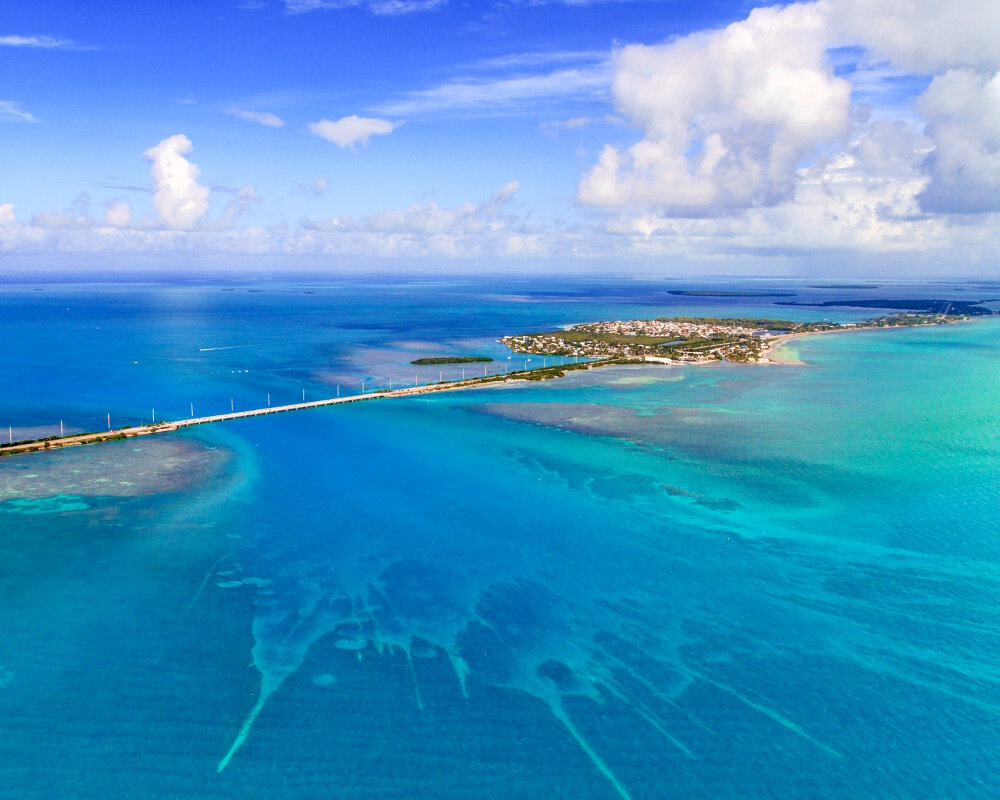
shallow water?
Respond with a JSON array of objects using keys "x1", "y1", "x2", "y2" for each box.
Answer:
[{"x1": 1, "y1": 278, "x2": 998, "y2": 798}]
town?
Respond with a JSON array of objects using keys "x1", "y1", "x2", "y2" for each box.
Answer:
[{"x1": 500, "y1": 313, "x2": 953, "y2": 364}]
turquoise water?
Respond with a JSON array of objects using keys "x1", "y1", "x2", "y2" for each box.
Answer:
[{"x1": 1, "y1": 278, "x2": 998, "y2": 798}]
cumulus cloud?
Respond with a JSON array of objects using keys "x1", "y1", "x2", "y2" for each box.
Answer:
[
  {"x1": 5, "y1": 172, "x2": 998, "y2": 269},
  {"x1": 0, "y1": 180, "x2": 534, "y2": 264},
  {"x1": 305, "y1": 184, "x2": 535, "y2": 258},
  {"x1": 578, "y1": 2, "x2": 850, "y2": 214},
  {"x1": 296, "y1": 177, "x2": 330, "y2": 196},
  {"x1": 830, "y1": 0, "x2": 1000, "y2": 73},
  {"x1": 226, "y1": 107, "x2": 285, "y2": 127},
  {"x1": 371, "y1": 180, "x2": 519, "y2": 234},
  {"x1": 0, "y1": 100, "x2": 38, "y2": 123},
  {"x1": 32, "y1": 192, "x2": 94, "y2": 230},
  {"x1": 6, "y1": 1, "x2": 1000, "y2": 269},
  {"x1": 914, "y1": 70, "x2": 1000, "y2": 214},
  {"x1": 853, "y1": 120, "x2": 924, "y2": 177},
  {"x1": 143, "y1": 134, "x2": 210, "y2": 230},
  {"x1": 216, "y1": 185, "x2": 262, "y2": 228},
  {"x1": 104, "y1": 200, "x2": 132, "y2": 228},
  {"x1": 303, "y1": 181, "x2": 519, "y2": 235},
  {"x1": 577, "y1": 0, "x2": 1000, "y2": 226},
  {"x1": 308, "y1": 115, "x2": 398, "y2": 148},
  {"x1": 2, "y1": 137, "x2": 255, "y2": 254}
]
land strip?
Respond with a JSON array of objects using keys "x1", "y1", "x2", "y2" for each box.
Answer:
[
  {"x1": 0, "y1": 361, "x2": 605, "y2": 458},
  {"x1": 4, "y1": 308, "x2": 989, "y2": 459},
  {"x1": 500, "y1": 312, "x2": 975, "y2": 364}
]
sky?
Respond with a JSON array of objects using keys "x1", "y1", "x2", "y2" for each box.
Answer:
[{"x1": 1, "y1": 0, "x2": 999, "y2": 275}]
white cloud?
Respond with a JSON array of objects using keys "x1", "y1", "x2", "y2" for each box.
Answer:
[
  {"x1": 377, "y1": 64, "x2": 609, "y2": 116},
  {"x1": 4, "y1": 173, "x2": 998, "y2": 271},
  {"x1": 0, "y1": 100, "x2": 38, "y2": 123},
  {"x1": 830, "y1": 0, "x2": 1000, "y2": 73},
  {"x1": 2, "y1": 139, "x2": 250, "y2": 251},
  {"x1": 0, "y1": 34, "x2": 83, "y2": 49},
  {"x1": 578, "y1": 2, "x2": 851, "y2": 214},
  {"x1": 32, "y1": 192, "x2": 93, "y2": 230},
  {"x1": 142, "y1": 134, "x2": 211, "y2": 230},
  {"x1": 5, "y1": 1, "x2": 1000, "y2": 271},
  {"x1": 468, "y1": 50, "x2": 605, "y2": 72},
  {"x1": 826, "y1": 1, "x2": 1000, "y2": 216},
  {"x1": 308, "y1": 115, "x2": 398, "y2": 148},
  {"x1": 215, "y1": 186, "x2": 262, "y2": 229},
  {"x1": 576, "y1": 0, "x2": 1000, "y2": 227},
  {"x1": 373, "y1": 180, "x2": 520, "y2": 234},
  {"x1": 226, "y1": 107, "x2": 285, "y2": 127},
  {"x1": 504, "y1": 0, "x2": 646, "y2": 5},
  {"x1": 104, "y1": 200, "x2": 132, "y2": 228},
  {"x1": 283, "y1": 0, "x2": 443, "y2": 14},
  {"x1": 296, "y1": 177, "x2": 330, "y2": 196},
  {"x1": 915, "y1": 70, "x2": 1000, "y2": 214},
  {"x1": 369, "y1": 0, "x2": 444, "y2": 12},
  {"x1": 853, "y1": 120, "x2": 926, "y2": 178},
  {"x1": 292, "y1": 181, "x2": 535, "y2": 257},
  {"x1": 0, "y1": 180, "x2": 533, "y2": 264}
]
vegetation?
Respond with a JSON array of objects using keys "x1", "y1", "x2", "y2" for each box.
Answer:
[
  {"x1": 520, "y1": 361, "x2": 601, "y2": 381},
  {"x1": 657, "y1": 316, "x2": 799, "y2": 329},
  {"x1": 1, "y1": 426, "x2": 137, "y2": 456},
  {"x1": 807, "y1": 284, "x2": 879, "y2": 289},
  {"x1": 777, "y1": 298, "x2": 995, "y2": 316},
  {"x1": 502, "y1": 311, "x2": 970, "y2": 364},
  {"x1": 411, "y1": 356, "x2": 493, "y2": 365},
  {"x1": 667, "y1": 290, "x2": 795, "y2": 297}
]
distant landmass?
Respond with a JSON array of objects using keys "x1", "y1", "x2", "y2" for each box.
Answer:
[
  {"x1": 411, "y1": 356, "x2": 493, "y2": 365},
  {"x1": 807, "y1": 284, "x2": 879, "y2": 289},
  {"x1": 668, "y1": 290, "x2": 795, "y2": 297},
  {"x1": 500, "y1": 312, "x2": 965, "y2": 365},
  {"x1": 777, "y1": 298, "x2": 995, "y2": 316}
]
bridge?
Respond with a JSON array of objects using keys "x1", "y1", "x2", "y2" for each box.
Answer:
[{"x1": 1, "y1": 377, "x2": 486, "y2": 457}]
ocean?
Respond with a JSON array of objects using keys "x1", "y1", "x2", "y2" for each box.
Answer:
[{"x1": 1, "y1": 275, "x2": 998, "y2": 798}]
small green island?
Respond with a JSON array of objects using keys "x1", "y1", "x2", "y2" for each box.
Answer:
[{"x1": 410, "y1": 356, "x2": 493, "y2": 365}]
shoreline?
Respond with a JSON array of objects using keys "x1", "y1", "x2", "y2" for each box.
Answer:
[
  {"x1": 0, "y1": 361, "x2": 614, "y2": 458},
  {"x1": 1, "y1": 317, "x2": 972, "y2": 459},
  {"x1": 760, "y1": 316, "x2": 971, "y2": 365}
]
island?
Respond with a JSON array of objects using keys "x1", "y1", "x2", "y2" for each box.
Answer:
[
  {"x1": 410, "y1": 356, "x2": 493, "y2": 365},
  {"x1": 667, "y1": 290, "x2": 795, "y2": 297},
  {"x1": 4, "y1": 307, "x2": 989, "y2": 458},
  {"x1": 499, "y1": 311, "x2": 977, "y2": 364},
  {"x1": 777, "y1": 298, "x2": 994, "y2": 315},
  {"x1": 807, "y1": 284, "x2": 880, "y2": 290}
]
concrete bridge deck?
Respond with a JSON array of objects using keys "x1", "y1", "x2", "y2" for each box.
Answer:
[{"x1": 0, "y1": 378, "x2": 484, "y2": 457}]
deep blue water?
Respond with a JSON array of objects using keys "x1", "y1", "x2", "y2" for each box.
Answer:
[{"x1": 1, "y1": 276, "x2": 998, "y2": 799}]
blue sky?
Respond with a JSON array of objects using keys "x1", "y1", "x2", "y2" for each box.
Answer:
[{"x1": 2, "y1": 0, "x2": 999, "y2": 274}]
